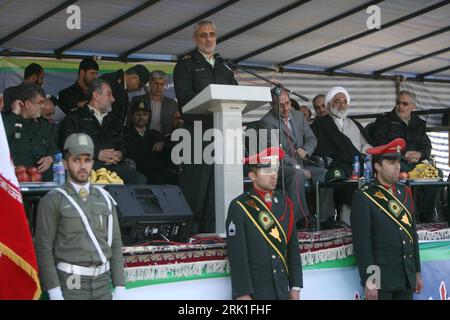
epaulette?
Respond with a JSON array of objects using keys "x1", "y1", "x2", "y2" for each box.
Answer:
[
  {"x1": 69, "y1": 107, "x2": 78, "y2": 112},
  {"x1": 180, "y1": 54, "x2": 191, "y2": 61}
]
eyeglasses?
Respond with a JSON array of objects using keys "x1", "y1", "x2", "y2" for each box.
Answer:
[
  {"x1": 396, "y1": 100, "x2": 412, "y2": 107},
  {"x1": 198, "y1": 32, "x2": 216, "y2": 39}
]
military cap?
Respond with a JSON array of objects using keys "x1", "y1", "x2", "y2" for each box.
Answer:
[
  {"x1": 243, "y1": 147, "x2": 285, "y2": 168},
  {"x1": 366, "y1": 138, "x2": 406, "y2": 159},
  {"x1": 63, "y1": 133, "x2": 94, "y2": 157},
  {"x1": 130, "y1": 95, "x2": 151, "y2": 113},
  {"x1": 325, "y1": 167, "x2": 347, "y2": 183}
]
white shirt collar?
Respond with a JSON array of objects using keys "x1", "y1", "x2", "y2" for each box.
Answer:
[
  {"x1": 331, "y1": 113, "x2": 345, "y2": 130},
  {"x1": 199, "y1": 51, "x2": 215, "y2": 66},
  {"x1": 69, "y1": 180, "x2": 91, "y2": 195}
]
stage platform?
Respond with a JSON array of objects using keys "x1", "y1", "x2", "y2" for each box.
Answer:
[{"x1": 121, "y1": 223, "x2": 450, "y2": 300}]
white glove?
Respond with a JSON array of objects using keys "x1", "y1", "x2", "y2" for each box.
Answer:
[
  {"x1": 48, "y1": 287, "x2": 64, "y2": 300},
  {"x1": 112, "y1": 286, "x2": 127, "y2": 300}
]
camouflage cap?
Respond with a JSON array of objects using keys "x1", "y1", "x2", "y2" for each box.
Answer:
[{"x1": 63, "y1": 133, "x2": 94, "y2": 157}]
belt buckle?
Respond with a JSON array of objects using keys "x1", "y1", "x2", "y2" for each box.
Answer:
[{"x1": 91, "y1": 265, "x2": 101, "y2": 277}]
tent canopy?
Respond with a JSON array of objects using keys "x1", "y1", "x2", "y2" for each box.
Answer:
[{"x1": 0, "y1": 0, "x2": 449, "y2": 81}]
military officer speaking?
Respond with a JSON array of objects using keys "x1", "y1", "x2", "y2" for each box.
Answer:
[
  {"x1": 351, "y1": 138, "x2": 424, "y2": 300},
  {"x1": 226, "y1": 147, "x2": 303, "y2": 300},
  {"x1": 35, "y1": 133, "x2": 126, "y2": 300}
]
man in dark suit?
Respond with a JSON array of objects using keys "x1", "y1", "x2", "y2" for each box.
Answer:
[
  {"x1": 58, "y1": 58, "x2": 99, "y2": 113},
  {"x1": 372, "y1": 90, "x2": 436, "y2": 222},
  {"x1": 351, "y1": 138, "x2": 423, "y2": 300},
  {"x1": 226, "y1": 147, "x2": 302, "y2": 300},
  {"x1": 173, "y1": 20, "x2": 238, "y2": 233},
  {"x1": 250, "y1": 89, "x2": 335, "y2": 230},
  {"x1": 2, "y1": 63, "x2": 45, "y2": 113},
  {"x1": 60, "y1": 79, "x2": 146, "y2": 185}
]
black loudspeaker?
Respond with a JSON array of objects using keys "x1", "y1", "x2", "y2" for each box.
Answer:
[{"x1": 104, "y1": 185, "x2": 193, "y2": 245}]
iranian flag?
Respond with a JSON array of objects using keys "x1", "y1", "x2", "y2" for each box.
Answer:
[{"x1": 0, "y1": 115, "x2": 41, "y2": 299}]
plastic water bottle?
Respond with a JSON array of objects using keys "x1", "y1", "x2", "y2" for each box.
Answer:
[
  {"x1": 363, "y1": 155, "x2": 373, "y2": 182},
  {"x1": 53, "y1": 153, "x2": 65, "y2": 185},
  {"x1": 352, "y1": 155, "x2": 360, "y2": 178}
]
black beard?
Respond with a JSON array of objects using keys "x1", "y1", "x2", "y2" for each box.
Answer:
[{"x1": 68, "y1": 169, "x2": 90, "y2": 184}]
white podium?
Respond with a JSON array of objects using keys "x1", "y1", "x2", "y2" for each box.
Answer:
[{"x1": 183, "y1": 84, "x2": 271, "y2": 233}]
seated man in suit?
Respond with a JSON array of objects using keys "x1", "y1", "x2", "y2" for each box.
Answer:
[
  {"x1": 372, "y1": 90, "x2": 437, "y2": 222},
  {"x1": 247, "y1": 88, "x2": 335, "y2": 230},
  {"x1": 60, "y1": 79, "x2": 146, "y2": 185}
]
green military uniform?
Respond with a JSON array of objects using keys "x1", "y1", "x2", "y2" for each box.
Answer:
[
  {"x1": 34, "y1": 133, "x2": 125, "y2": 300},
  {"x1": 226, "y1": 147, "x2": 302, "y2": 300},
  {"x1": 351, "y1": 138, "x2": 421, "y2": 300},
  {"x1": 2, "y1": 112, "x2": 58, "y2": 181},
  {"x1": 226, "y1": 188, "x2": 303, "y2": 300}
]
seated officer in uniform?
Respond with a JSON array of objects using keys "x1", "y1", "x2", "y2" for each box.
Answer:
[
  {"x1": 35, "y1": 133, "x2": 126, "y2": 300},
  {"x1": 226, "y1": 147, "x2": 303, "y2": 300},
  {"x1": 124, "y1": 95, "x2": 178, "y2": 184},
  {"x1": 351, "y1": 138, "x2": 423, "y2": 300},
  {"x1": 2, "y1": 83, "x2": 58, "y2": 181}
]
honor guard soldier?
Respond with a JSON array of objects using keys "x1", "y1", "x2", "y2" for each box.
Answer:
[
  {"x1": 226, "y1": 147, "x2": 303, "y2": 300},
  {"x1": 351, "y1": 138, "x2": 424, "y2": 300},
  {"x1": 35, "y1": 133, "x2": 126, "y2": 300}
]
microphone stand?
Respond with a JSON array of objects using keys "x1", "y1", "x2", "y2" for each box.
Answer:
[
  {"x1": 217, "y1": 56, "x2": 309, "y2": 102},
  {"x1": 216, "y1": 55, "x2": 310, "y2": 195}
]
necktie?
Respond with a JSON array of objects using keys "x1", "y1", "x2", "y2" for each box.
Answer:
[{"x1": 79, "y1": 187, "x2": 88, "y2": 201}]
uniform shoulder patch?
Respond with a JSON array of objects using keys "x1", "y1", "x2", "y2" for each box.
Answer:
[
  {"x1": 228, "y1": 221, "x2": 236, "y2": 236},
  {"x1": 180, "y1": 54, "x2": 191, "y2": 60}
]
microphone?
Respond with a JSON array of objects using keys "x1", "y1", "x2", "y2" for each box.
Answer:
[
  {"x1": 284, "y1": 89, "x2": 309, "y2": 102},
  {"x1": 214, "y1": 53, "x2": 233, "y2": 72},
  {"x1": 213, "y1": 53, "x2": 224, "y2": 63},
  {"x1": 214, "y1": 53, "x2": 309, "y2": 102}
]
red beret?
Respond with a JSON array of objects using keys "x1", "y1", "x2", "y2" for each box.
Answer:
[
  {"x1": 243, "y1": 147, "x2": 285, "y2": 167},
  {"x1": 366, "y1": 138, "x2": 406, "y2": 158}
]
